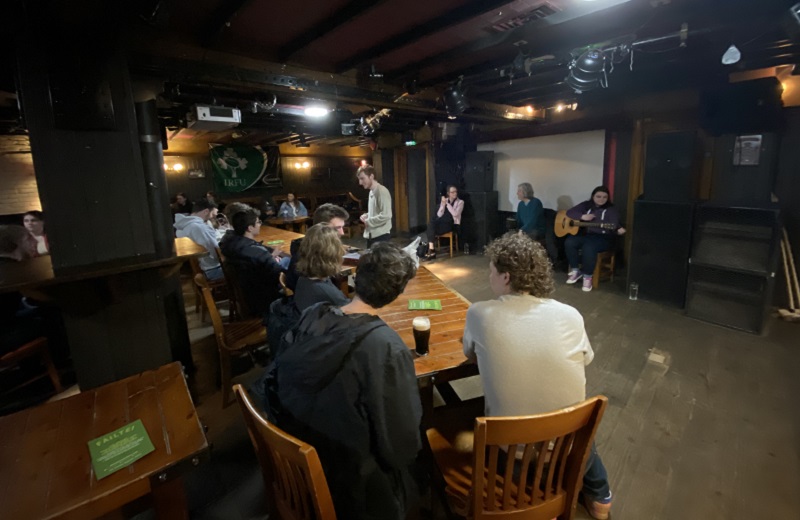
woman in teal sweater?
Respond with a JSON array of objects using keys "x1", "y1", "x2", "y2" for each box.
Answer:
[{"x1": 515, "y1": 182, "x2": 545, "y2": 239}]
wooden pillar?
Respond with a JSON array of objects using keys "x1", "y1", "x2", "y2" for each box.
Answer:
[{"x1": 15, "y1": 1, "x2": 191, "y2": 388}]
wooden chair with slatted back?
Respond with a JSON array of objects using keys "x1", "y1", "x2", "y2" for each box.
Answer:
[
  {"x1": 195, "y1": 274, "x2": 267, "y2": 408},
  {"x1": 0, "y1": 337, "x2": 63, "y2": 396},
  {"x1": 233, "y1": 384, "x2": 337, "y2": 520},
  {"x1": 426, "y1": 395, "x2": 608, "y2": 520},
  {"x1": 189, "y1": 256, "x2": 229, "y2": 322}
]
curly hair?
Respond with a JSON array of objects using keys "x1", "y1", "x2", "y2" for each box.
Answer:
[
  {"x1": 355, "y1": 242, "x2": 417, "y2": 308},
  {"x1": 485, "y1": 232, "x2": 554, "y2": 297},
  {"x1": 297, "y1": 223, "x2": 343, "y2": 278}
]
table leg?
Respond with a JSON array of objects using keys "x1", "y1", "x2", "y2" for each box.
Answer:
[
  {"x1": 152, "y1": 476, "x2": 189, "y2": 520},
  {"x1": 417, "y1": 375, "x2": 435, "y2": 429}
]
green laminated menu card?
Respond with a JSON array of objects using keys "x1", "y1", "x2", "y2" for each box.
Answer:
[
  {"x1": 88, "y1": 419, "x2": 155, "y2": 480},
  {"x1": 408, "y1": 299, "x2": 442, "y2": 311},
  {"x1": 266, "y1": 240, "x2": 285, "y2": 245}
]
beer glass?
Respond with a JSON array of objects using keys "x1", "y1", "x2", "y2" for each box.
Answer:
[{"x1": 412, "y1": 316, "x2": 431, "y2": 356}]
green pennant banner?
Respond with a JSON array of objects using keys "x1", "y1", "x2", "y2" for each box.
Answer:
[{"x1": 210, "y1": 144, "x2": 268, "y2": 192}]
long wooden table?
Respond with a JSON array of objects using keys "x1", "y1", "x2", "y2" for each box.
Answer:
[
  {"x1": 256, "y1": 225, "x2": 305, "y2": 245},
  {"x1": 0, "y1": 362, "x2": 209, "y2": 519},
  {"x1": 265, "y1": 216, "x2": 311, "y2": 233},
  {"x1": 375, "y1": 266, "x2": 478, "y2": 411}
]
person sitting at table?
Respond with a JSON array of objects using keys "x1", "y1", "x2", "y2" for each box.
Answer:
[
  {"x1": 565, "y1": 185, "x2": 626, "y2": 292},
  {"x1": 265, "y1": 242, "x2": 422, "y2": 520},
  {"x1": 515, "y1": 182, "x2": 545, "y2": 240},
  {"x1": 295, "y1": 223, "x2": 350, "y2": 311},
  {"x1": 421, "y1": 185, "x2": 463, "y2": 261},
  {"x1": 174, "y1": 198, "x2": 224, "y2": 280},
  {"x1": 278, "y1": 192, "x2": 308, "y2": 218},
  {"x1": 171, "y1": 192, "x2": 192, "y2": 215},
  {"x1": 285, "y1": 203, "x2": 350, "y2": 291},
  {"x1": 462, "y1": 232, "x2": 613, "y2": 520},
  {"x1": 22, "y1": 210, "x2": 49, "y2": 256},
  {"x1": 219, "y1": 207, "x2": 286, "y2": 318},
  {"x1": 0, "y1": 225, "x2": 70, "y2": 368}
]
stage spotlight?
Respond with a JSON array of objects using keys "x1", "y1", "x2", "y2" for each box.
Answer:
[
  {"x1": 566, "y1": 49, "x2": 607, "y2": 93},
  {"x1": 443, "y1": 82, "x2": 469, "y2": 116}
]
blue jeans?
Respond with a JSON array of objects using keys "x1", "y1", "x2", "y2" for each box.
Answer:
[
  {"x1": 565, "y1": 234, "x2": 613, "y2": 276},
  {"x1": 583, "y1": 443, "x2": 611, "y2": 501},
  {"x1": 204, "y1": 265, "x2": 225, "y2": 281}
]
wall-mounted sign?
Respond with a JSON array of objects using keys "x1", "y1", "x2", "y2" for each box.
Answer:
[{"x1": 733, "y1": 135, "x2": 762, "y2": 166}]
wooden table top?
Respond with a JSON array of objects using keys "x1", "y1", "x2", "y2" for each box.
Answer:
[
  {"x1": 256, "y1": 225, "x2": 305, "y2": 246},
  {"x1": 0, "y1": 362, "x2": 209, "y2": 519},
  {"x1": 0, "y1": 238, "x2": 206, "y2": 294},
  {"x1": 375, "y1": 266, "x2": 476, "y2": 382}
]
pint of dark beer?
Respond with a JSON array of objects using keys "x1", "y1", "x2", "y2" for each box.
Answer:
[{"x1": 412, "y1": 316, "x2": 431, "y2": 356}]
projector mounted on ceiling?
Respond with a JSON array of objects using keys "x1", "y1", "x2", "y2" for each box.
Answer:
[{"x1": 187, "y1": 105, "x2": 242, "y2": 131}]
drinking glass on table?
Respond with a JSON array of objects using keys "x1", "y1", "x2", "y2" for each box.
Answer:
[{"x1": 412, "y1": 316, "x2": 431, "y2": 356}]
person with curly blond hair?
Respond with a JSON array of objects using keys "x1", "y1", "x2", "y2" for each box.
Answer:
[{"x1": 463, "y1": 232, "x2": 613, "y2": 519}]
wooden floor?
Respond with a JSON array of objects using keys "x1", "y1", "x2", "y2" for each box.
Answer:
[
  {"x1": 426, "y1": 254, "x2": 800, "y2": 520},
  {"x1": 179, "y1": 247, "x2": 800, "y2": 520}
]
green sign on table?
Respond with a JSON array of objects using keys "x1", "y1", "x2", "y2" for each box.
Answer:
[
  {"x1": 408, "y1": 299, "x2": 442, "y2": 311},
  {"x1": 266, "y1": 240, "x2": 285, "y2": 245},
  {"x1": 88, "y1": 419, "x2": 155, "y2": 480}
]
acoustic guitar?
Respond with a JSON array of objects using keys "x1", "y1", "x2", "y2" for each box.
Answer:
[{"x1": 554, "y1": 210, "x2": 617, "y2": 237}]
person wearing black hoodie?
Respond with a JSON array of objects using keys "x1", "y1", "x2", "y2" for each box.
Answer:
[
  {"x1": 265, "y1": 242, "x2": 423, "y2": 520},
  {"x1": 219, "y1": 208, "x2": 286, "y2": 317}
]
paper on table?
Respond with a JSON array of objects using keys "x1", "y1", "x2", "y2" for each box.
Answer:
[
  {"x1": 266, "y1": 240, "x2": 285, "y2": 245},
  {"x1": 408, "y1": 299, "x2": 442, "y2": 311},
  {"x1": 87, "y1": 419, "x2": 156, "y2": 480}
]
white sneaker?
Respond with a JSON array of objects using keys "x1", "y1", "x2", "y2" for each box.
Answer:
[
  {"x1": 566, "y1": 270, "x2": 582, "y2": 284},
  {"x1": 582, "y1": 277, "x2": 593, "y2": 292}
]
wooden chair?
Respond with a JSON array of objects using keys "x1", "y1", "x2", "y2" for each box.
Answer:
[
  {"x1": 437, "y1": 230, "x2": 459, "y2": 258},
  {"x1": 195, "y1": 274, "x2": 267, "y2": 408},
  {"x1": 426, "y1": 396, "x2": 608, "y2": 520},
  {"x1": 0, "y1": 337, "x2": 62, "y2": 395},
  {"x1": 279, "y1": 272, "x2": 294, "y2": 297},
  {"x1": 233, "y1": 384, "x2": 337, "y2": 520},
  {"x1": 592, "y1": 251, "x2": 615, "y2": 290},
  {"x1": 189, "y1": 256, "x2": 229, "y2": 323}
]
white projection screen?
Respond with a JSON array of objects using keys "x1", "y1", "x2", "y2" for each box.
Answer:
[{"x1": 478, "y1": 130, "x2": 606, "y2": 212}]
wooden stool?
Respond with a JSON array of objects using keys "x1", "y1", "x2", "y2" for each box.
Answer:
[
  {"x1": 436, "y1": 231, "x2": 459, "y2": 258},
  {"x1": 0, "y1": 337, "x2": 63, "y2": 395},
  {"x1": 592, "y1": 250, "x2": 616, "y2": 289}
]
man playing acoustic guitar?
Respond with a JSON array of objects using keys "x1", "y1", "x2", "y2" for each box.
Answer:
[{"x1": 564, "y1": 186, "x2": 626, "y2": 292}]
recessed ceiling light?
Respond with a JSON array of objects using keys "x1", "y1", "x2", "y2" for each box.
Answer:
[{"x1": 304, "y1": 107, "x2": 329, "y2": 117}]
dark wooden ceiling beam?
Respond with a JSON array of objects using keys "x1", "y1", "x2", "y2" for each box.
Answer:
[
  {"x1": 384, "y1": 0, "x2": 645, "y2": 82},
  {"x1": 277, "y1": 0, "x2": 392, "y2": 62},
  {"x1": 200, "y1": 0, "x2": 256, "y2": 48},
  {"x1": 334, "y1": 0, "x2": 519, "y2": 74}
]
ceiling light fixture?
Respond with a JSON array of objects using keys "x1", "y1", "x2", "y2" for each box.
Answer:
[
  {"x1": 443, "y1": 79, "x2": 469, "y2": 116},
  {"x1": 566, "y1": 48, "x2": 607, "y2": 93},
  {"x1": 304, "y1": 106, "x2": 329, "y2": 117}
]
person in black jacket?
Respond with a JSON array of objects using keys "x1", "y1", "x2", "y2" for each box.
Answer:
[
  {"x1": 219, "y1": 208, "x2": 286, "y2": 317},
  {"x1": 266, "y1": 242, "x2": 423, "y2": 520}
]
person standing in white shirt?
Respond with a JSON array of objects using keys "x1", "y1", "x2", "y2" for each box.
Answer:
[
  {"x1": 357, "y1": 165, "x2": 392, "y2": 248},
  {"x1": 463, "y1": 232, "x2": 614, "y2": 520}
]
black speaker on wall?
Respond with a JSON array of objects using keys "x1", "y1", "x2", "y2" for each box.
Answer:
[
  {"x1": 628, "y1": 199, "x2": 695, "y2": 307},
  {"x1": 642, "y1": 131, "x2": 696, "y2": 202},
  {"x1": 461, "y1": 191, "x2": 499, "y2": 251},
  {"x1": 700, "y1": 77, "x2": 784, "y2": 136},
  {"x1": 465, "y1": 151, "x2": 494, "y2": 192}
]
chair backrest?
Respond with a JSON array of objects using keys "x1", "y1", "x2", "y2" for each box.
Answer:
[
  {"x1": 194, "y1": 273, "x2": 226, "y2": 343},
  {"x1": 471, "y1": 396, "x2": 608, "y2": 519},
  {"x1": 279, "y1": 271, "x2": 294, "y2": 297},
  {"x1": 233, "y1": 384, "x2": 337, "y2": 520},
  {"x1": 220, "y1": 259, "x2": 253, "y2": 319}
]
